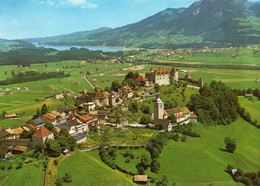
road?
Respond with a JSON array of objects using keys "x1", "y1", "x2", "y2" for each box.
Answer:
[{"x1": 84, "y1": 75, "x2": 95, "y2": 90}]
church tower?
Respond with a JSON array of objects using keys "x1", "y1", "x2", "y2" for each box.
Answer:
[
  {"x1": 170, "y1": 66, "x2": 178, "y2": 84},
  {"x1": 154, "y1": 93, "x2": 164, "y2": 120}
]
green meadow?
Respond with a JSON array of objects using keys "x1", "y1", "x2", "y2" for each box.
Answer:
[
  {"x1": 1, "y1": 163, "x2": 44, "y2": 186},
  {"x1": 56, "y1": 150, "x2": 134, "y2": 186},
  {"x1": 238, "y1": 96, "x2": 260, "y2": 121},
  {"x1": 158, "y1": 118, "x2": 260, "y2": 185},
  {"x1": 55, "y1": 118, "x2": 260, "y2": 186}
]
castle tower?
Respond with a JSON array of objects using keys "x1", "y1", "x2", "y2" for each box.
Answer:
[
  {"x1": 154, "y1": 93, "x2": 164, "y2": 120},
  {"x1": 185, "y1": 73, "x2": 191, "y2": 80},
  {"x1": 198, "y1": 78, "x2": 203, "y2": 87},
  {"x1": 170, "y1": 66, "x2": 178, "y2": 84}
]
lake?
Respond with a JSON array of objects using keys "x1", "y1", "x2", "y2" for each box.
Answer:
[{"x1": 33, "y1": 43, "x2": 132, "y2": 52}]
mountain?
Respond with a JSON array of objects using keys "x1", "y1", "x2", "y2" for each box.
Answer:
[
  {"x1": 30, "y1": 0, "x2": 260, "y2": 49},
  {"x1": 26, "y1": 27, "x2": 112, "y2": 44},
  {"x1": 0, "y1": 39, "x2": 35, "y2": 51}
]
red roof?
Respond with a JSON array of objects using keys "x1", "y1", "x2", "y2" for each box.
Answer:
[
  {"x1": 135, "y1": 76, "x2": 148, "y2": 82},
  {"x1": 27, "y1": 124, "x2": 37, "y2": 130},
  {"x1": 32, "y1": 126, "x2": 53, "y2": 138},
  {"x1": 191, "y1": 114, "x2": 197, "y2": 119},
  {"x1": 176, "y1": 114, "x2": 185, "y2": 119},
  {"x1": 164, "y1": 110, "x2": 169, "y2": 116},
  {"x1": 81, "y1": 115, "x2": 93, "y2": 122},
  {"x1": 43, "y1": 114, "x2": 56, "y2": 121},
  {"x1": 154, "y1": 67, "x2": 171, "y2": 75},
  {"x1": 172, "y1": 66, "x2": 178, "y2": 72},
  {"x1": 185, "y1": 73, "x2": 191, "y2": 79}
]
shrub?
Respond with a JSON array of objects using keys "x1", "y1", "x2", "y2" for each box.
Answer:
[
  {"x1": 16, "y1": 162, "x2": 23, "y2": 169},
  {"x1": 225, "y1": 137, "x2": 236, "y2": 153},
  {"x1": 55, "y1": 178, "x2": 63, "y2": 186},
  {"x1": 63, "y1": 173, "x2": 72, "y2": 183},
  {"x1": 125, "y1": 158, "x2": 130, "y2": 163},
  {"x1": 151, "y1": 158, "x2": 160, "y2": 173},
  {"x1": 8, "y1": 164, "x2": 13, "y2": 170},
  {"x1": 181, "y1": 136, "x2": 187, "y2": 142},
  {"x1": 54, "y1": 159, "x2": 59, "y2": 166}
]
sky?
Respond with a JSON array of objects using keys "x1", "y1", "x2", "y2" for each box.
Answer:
[{"x1": 0, "y1": 0, "x2": 259, "y2": 39}]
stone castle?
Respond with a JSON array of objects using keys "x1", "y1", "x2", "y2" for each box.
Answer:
[
  {"x1": 145, "y1": 66, "x2": 203, "y2": 87},
  {"x1": 145, "y1": 66, "x2": 178, "y2": 86}
]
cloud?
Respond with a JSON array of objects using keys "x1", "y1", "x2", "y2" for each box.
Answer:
[{"x1": 39, "y1": 0, "x2": 98, "y2": 8}]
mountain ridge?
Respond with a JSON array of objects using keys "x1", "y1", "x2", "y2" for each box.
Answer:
[{"x1": 26, "y1": 0, "x2": 260, "y2": 49}]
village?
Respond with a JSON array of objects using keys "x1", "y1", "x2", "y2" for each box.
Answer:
[{"x1": 0, "y1": 65, "x2": 201, "y2": 158}]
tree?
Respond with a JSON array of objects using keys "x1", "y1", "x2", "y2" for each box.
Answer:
[
  {"x1": 142, "y1": 105, "x2": 150, "y2": 114},
  {"x1": 129, "y1": 102, "x2": 138, "y2": 113},
  {"x1": 157, "y1": 175, "x2": 168, "y2": 186},
  {"x1": 46, "y1": 140, "x2": 62, "y2": 157},
  {"x1": 140, "y1": 115, "x2": 151, "y2": 124},
  {"x1": 111, "y1": 80, "x2": 121, "y2": 91},
  {"x1": 35, "y1": 142, "x2": 45, "y2": 153},
  {"x1": 59, "y1": 128, "x2": 69, "y2": 136},
  {"x1": 45, "y1": 64, "x2": 48, "y2": 68},
  {"x1": 108, "y1": 147, "x2": 117, "y2": 159},
  {"x1": 150, "y1": 147, "x2": 160, "y2": 159},
  {"x1": 140, "y1": 154, "x2": 151, "y2": 170},
  {"x1": 11, "y1": 70, "x2": 15, "y2": 77},
  {"x1": 168, "y1": 114, "x2": 177, "y2": 123},
  {"x1": 55, "y1": 178, "x2": 63, "y2": 186},
  {"x1": 125, "y1": 71, "x2": 135, "y2": 80},
  {"x1": 154, "y1": 83, "x2": 159, "y2": 92},
  {"x1": 41, "y1": 104, "x2": 48, "y2": 115},
  {"x1": 137, "y1": 164, "x2": 145, "y2": 175},
  {"x1": 63, "y1": 172, "x2": 72, "y2": 183},
  {"x1": 225, "y1": 137, "x2": 236, "y2": 153},
  {"x1": 181, "y1": 136, "x2": 187, "y2": 142},
  {"x1": 2, "y1": 111, "x2": 7, "y2": 117},
  {"x1": 151, "y1": 158, "x2": 160, "y2": 173},
  {"x1": 45, "y1": 121, "x2": 56, "y2": 133},
  {"x1": 4, "y1": 71, "x2": 7, "y2": 75}
]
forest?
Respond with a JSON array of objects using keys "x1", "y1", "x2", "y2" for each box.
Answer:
[
  {"x1": 0, "y1": 47, "x2": 125, "y2": 67},
  {"x1": 0, "y1": 71, "x2": 71, "y2": 85}
]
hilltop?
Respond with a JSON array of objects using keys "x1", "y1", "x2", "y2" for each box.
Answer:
[{"x1": 27, "y1": 0, "x2": 260, "y2": 49}]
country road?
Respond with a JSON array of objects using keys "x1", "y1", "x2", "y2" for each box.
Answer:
[{"x1": 84, "y1": 75, "x2": 95, "y2": 90}]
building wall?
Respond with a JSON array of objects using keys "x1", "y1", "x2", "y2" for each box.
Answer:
[{"x1": 155, "y1": 74, "x2": 171, "y2": 86}]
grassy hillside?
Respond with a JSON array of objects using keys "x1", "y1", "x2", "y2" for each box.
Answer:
[
  {"x1": 238, "y1": 96, "x2": 260, "y2": 121},
  {"x1": 56, "y1": 150, "x2": 134, "y2": 186},
  {"x1": 1, "y1": 163, "x2": 44, "y2": 186},
  {"x1": 59, "y1": 118, "x2": 260, "y2": 185},
  {"x1": 159, "y1": 118, "x2": 260, "y2": 185}
]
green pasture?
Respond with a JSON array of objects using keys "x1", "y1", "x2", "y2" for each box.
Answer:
[
  {"x1": 1, "y1": 163, "x2": 44, "y2": 186},
  {"x1": 238, "y1": 96, "x2": 260, "y2": 121},
  {"x1": 57, "y1": 150, "x2": 134, "y2": 186},
  {"x1": 115, "y1": 148, "x2": 156, "y2": 176},
  {"x1": 176, "y1": 68, "x2": 260, "y2": 89},
  {"x1": 158, "y1": 118, "x2": 260, "y2": 185}
]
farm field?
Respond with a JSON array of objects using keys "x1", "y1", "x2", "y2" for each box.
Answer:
[
  {"x1": 56, "y1": 150, "x2": 134, "y2": 186},
  {"x1": 153, "y1": 48, "x2": 260, "y2": 67}
]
